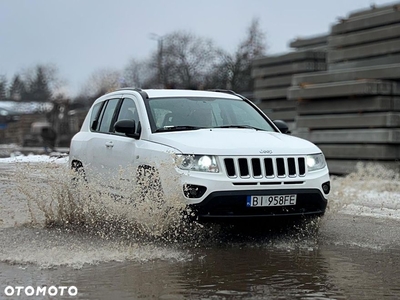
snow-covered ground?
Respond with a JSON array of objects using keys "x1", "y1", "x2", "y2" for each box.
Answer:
[
  {"x1": 0, "y1": 153, "x2": 68, "y2": 164},
  {"x1": 0, "y1": 101, "x2": 53, "y2": 114}
]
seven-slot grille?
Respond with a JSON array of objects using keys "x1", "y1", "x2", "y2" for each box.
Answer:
[{"x1": 223, "y1": 157, "x2": 306, "y2": 179}]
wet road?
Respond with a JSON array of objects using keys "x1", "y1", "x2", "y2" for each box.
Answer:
[{"x1": 0, "y1": 159, "x2": 399, "y2": 299}]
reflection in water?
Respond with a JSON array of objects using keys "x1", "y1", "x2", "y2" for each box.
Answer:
[
  {"x1": 0, "y1": 160, "x2": 399, "y2": 299},
  {"x1": 2, "y1": 229, "x2": 398, "y2": 299}
]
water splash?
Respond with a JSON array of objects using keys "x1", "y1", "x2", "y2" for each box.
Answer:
[
  {"x1": 5, "y1": 159, "x2": 210, "y2": 244},
  {"x1": 1, "y1": 157, "x2": 399, "y2": 268},
  {"x1": 0, "y1": 159, "x2": 203, "y2": 268}
]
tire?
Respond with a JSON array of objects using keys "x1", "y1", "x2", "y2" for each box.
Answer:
[{"x1": 71, "y1": 160, "x2": 87, "y2": 185}]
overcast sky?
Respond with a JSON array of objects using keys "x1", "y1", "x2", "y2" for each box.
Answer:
[{"x1": 0, "y1": 0, "x2": 397, "y2": 97}]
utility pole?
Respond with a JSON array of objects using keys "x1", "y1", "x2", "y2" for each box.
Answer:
[{"x1": 149, "y1": 33, "x2": 164, "y2": 88}]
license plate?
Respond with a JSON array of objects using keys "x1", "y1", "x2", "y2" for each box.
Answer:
[{"x1": 246, "y1": 194, "x2": 297, "y2": 207}]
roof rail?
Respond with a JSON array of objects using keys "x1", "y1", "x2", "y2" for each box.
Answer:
[
  {"x1": 208, "y1": 89, "x2": 247, "y2": 100},
  {"x1": 118, "y1": 87, "x2": 148, "y2": 99},
  {"x1": 118, "y1": 87, "x2": 141, "y2": 90}
]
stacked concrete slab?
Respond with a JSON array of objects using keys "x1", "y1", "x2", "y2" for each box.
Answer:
[
  {"x1": 287, "y1": 3, "x2": 400, "y2": 174},
  {"x1": 289, "y1": 34, "x2": 329, "y2": 51},
  {"x1": 252, "y1": 49, "x2": 326, "y2": 130}
]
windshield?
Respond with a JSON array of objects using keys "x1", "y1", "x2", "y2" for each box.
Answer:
[{"x1": 146, "y1": 97, "x2": 276, "y2": 133}]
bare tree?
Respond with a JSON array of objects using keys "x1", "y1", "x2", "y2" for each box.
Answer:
[
  {"x1": 123, "y1": 58, "x2": 155, "y2": 88},
  {"x1": 72, "y1": 68, "x2": 126, "y2": 107},
  {"x1": 116, "y1": 20, "x2": 266, "y2": 94},
  {"x1": 206, "y1": 18, "x2": 267, "y2": 93},
  {"x1": 151, "y1": 31, "x2": 219, "y2": 89},
  {"x1": 81, "y1": 67, "x2": 123, "y2": 98},
  {"x1": 233, "y1": 18, "x2": 267, "y2": 93}
]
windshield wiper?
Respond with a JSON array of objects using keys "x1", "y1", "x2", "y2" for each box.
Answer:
[
  {"x1": 215, "y1": 125, "x2": 264, "y2": 130},
  {"x1": 155, "y1": 125, "x2": 203, "y2": 132}
]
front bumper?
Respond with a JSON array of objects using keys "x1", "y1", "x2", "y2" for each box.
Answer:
[{"x1": 189, "y1": 188, "x2": 327, "y2": 220}]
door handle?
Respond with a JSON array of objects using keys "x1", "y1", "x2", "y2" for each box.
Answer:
[{"x1": 105, "y1": 141, "x2": 114, "y2": 148}]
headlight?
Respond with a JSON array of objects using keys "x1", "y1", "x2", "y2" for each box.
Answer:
[
  {"x1": 176, "y1": 155, "x2": 219, "y2": 173},
  {"x1": 306, "y1": 153, "x2": 326, "y2": 171}
]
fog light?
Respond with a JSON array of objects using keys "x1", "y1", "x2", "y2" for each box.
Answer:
[
  {"x1": 183, "y1": 184, "x2": 207, "y2": 198},
  {"x1": 322, "y1": 181, "x2": 330, "y2": 194}
]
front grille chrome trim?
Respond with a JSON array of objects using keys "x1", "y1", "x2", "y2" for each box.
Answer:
[{"x1": 223, "y1": 156, "x2": 307, "y2": 179}]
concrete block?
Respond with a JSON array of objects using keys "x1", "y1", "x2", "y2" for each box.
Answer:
[
  {"x1": 349, "y1": 3, "x2": 400, "y2": 19},
  {"x1": 326, "y1": 159, "x2": 358, "y2": 174},
  {"x1": 297, "y1": 96, "x2": 400, "y2": 115},
  {"x1": 252, "y1": 51, "x2": 325, "y2": 68},
  {"x1": 252, "y1": 61, "x2": 326, "y2": 78},
  {"x1": 328, "y1": 23, "x2": 400, "y2": 48},
  {"x1": 263, "y1": 110, "x2": 297, "y2": 121},
  {"x1": 288, "y1": 80, "x2": 400, "y2": 100},
  {"x1": 289, "y1": 34, "x2": 329, "y2": 49},
  {"x1": 294, "y1": 128, "x2": 400, "y2": 144},
  {"x1": 296, "y1": 112, "x2": 400, "y2": 129},
  {"x1": 326, "y1": 159, "x2": 400, "y2": 175},
  {"x1": 328, "y1": 39, "x2": 400, "y2": 63},
  {"x1": 287, "y1": 121, "x2": 296, "y2": 132},
  {"x1": 328, "y1": 53, "x2": 400, "y2": 71},
  {"x1": 254, "y1": 87, "x2": 288, "y2": 100},
  {"x1": 255, "y1": 99, "x2": 297, "y2": 110},
  {"x1": 254, "y1": 75, "x2": 293, "y2": 89},
  {"x1": 292, "y1": 64, "x2": 400, "y2": 86},
  {"x1": 331, "y1": 10, "x2": 400, "y2": 35},
  {"x1": 319, "y1": 144, "x2": 400, "y2": 159}
]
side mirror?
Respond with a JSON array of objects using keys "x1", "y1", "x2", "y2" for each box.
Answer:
[
  {"x1": 114, "y1": 119, "x2": 140, "y2": 138},
  {"x1": 273, "y1": 120, "x2": 290, "y2": 134}
]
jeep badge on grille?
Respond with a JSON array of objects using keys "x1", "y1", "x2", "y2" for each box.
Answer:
[{"x1": 260, "y1": 150, "x2": 273, "y2": 154}]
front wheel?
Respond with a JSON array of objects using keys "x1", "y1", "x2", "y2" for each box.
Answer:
[{"x1": 70, "y1": 160, "x2": 87, "y2": 186}]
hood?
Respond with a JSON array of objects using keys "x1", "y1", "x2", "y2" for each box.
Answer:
[{"x1": 148, "y1": 129, "x2": 320, "y2": 156}]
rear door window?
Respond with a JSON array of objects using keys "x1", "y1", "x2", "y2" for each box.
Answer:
[
  {"x1": 98, "y1": 99, "x2": 120, "y2": 133},
  {"x1": 90, "y1": 102, "x2": 104, "y2": 131}
]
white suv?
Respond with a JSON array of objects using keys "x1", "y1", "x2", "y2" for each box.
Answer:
[{"x1": 69, "y1": 89, "x2": 330, "y2": 221}]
